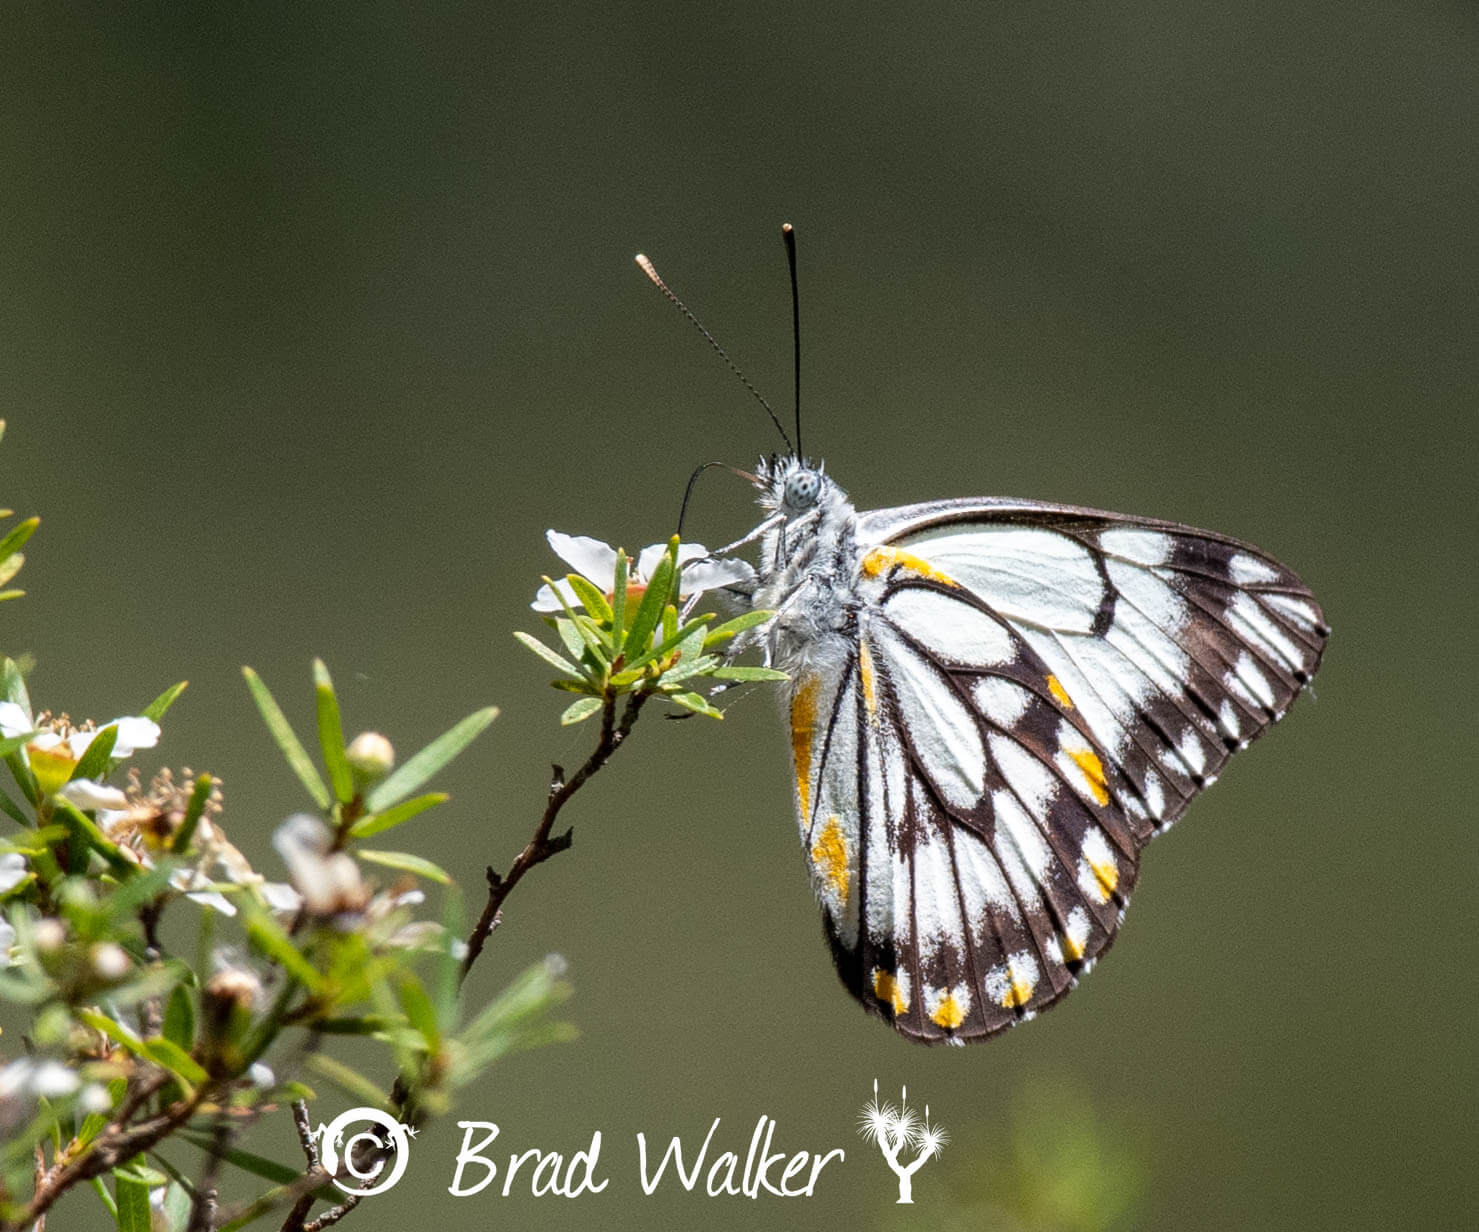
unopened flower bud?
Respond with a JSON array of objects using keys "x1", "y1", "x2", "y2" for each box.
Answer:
[
  {"x1": 33, "y1": 918, "x2": 65, "y2": 953},
  {"x1": 89, "y1": 942, "x2": 131, "y2": 981},
  {"x1": 346, "y1": 731, "x2": 395, "y2": 787}
]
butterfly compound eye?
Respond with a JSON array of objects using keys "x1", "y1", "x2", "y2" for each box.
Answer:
[{"x1": 783, "y1": 468, "x2": 822, "y2": 512}]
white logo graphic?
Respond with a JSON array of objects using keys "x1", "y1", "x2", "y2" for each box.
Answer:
[
  {"x1": 856, "y1": 1080, "x2": 948, "y2": 1204},
  {"x1": 313, "y1": 1107, "x2": 416, "y2": 1196}
]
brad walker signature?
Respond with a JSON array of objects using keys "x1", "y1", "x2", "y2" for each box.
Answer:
[{"x1": 447, "y1": 1114, "x2": 845, "y2": 1199}]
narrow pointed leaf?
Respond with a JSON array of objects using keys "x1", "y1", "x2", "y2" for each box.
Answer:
[
  {"x1": 139, "y1": 1038, "x2": 208, "y2": 1087},
  {"x1": 358, "y1": 848, "x2": 452, "y2": 884},
  {"x1": 514, "y1": 631, "x2": 578, "y2": 677},
  {"x1": 610, "y1": 549, "x2": 629, "y2": 645},
  {"x1": 0, "y1": 515, "x2": 38, "y2": 562},
  {"x1": 241, "y1": 668, "x2": 330, "y2": 810},
  {"x1": 163, "y1": 984, "x2": 195, "y2": 1052},
  {"x1": 303, "y1": 1053, "x2": 391, "y2": 1110},
  {"x1": 669, "y1": 691, "x2": 723, "y2": 719},
  {"x1": 621, "y1": 615, "x2": 712, "y2": 672},
  {"x1": 113, "y1": 1167, "x2": 153, "y2": 1232},
  {"x1": 69, "y1": 723, "x2": 118, "y2": 783},
  {"x1": 312, "y1": 659, "x2": 354, "y2": 805},
  {"x1": 177, "y1": 1134, "x2": 307, "y2": 1186},
  {"x1": 365, "y1": 706, "x2": 497, "y2": 812},
  {"x1": 170, "y1": 773, "x2": 213, "y2": 853},
  {"x1": 565, "y1": 573, "x2": 613, "y2": 623},
  {"x1": 560, "y1": 697, "x2": 603, "y2": 725},
  {"x1": 348, "y1": 791, "x2": 447, "y2": 839},
  {"x1": 703, "y1": 608, "x2": 775, "y2": 645},
  {"x1": 623, "y1": 546, "x2": 674, "y2": 655},
  {"x1": 141, "y1": 681, "x2": 188, "y2": 724},
  {"x1": 243, "y1": 909, "x2": 323, "y2": 992},
  {"x1": 1, "y1": 657, "x2": 31, "y2": 713}
]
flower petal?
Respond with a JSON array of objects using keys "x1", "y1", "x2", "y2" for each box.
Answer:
[
  {"x1": 531, "y1": 578, "x2": 581, "y2": 613},
  {"x1": 109, "y1": 716, "x2": 161, "y2": 757},
  {"x1": 0, "y1": 853, "x2": 27, "y2": 894},
  {"x1": 679, "y1": 557, "x2": 756, "y2": 595},
  {"x1": 633, "y1": 544, "x2": 668, "y2": 582},
  {"x1": 57, "y1": 779, "x2": 130, "y2": 812},
  {"x1": 546, "y1": 531, "x2": 618, "y2": 586},
  {"x1": 0, "y1": 702, "x2": 31, "y2": 739}
]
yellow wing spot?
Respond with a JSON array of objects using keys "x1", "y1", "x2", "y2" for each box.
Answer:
[
  {"x1": 1046, "y1": 673, "x2": 1075, "y2": 709},
  {"x1": 1060, "y1": 931, "x2": 1087, "y2": 962},
  {"x1": 790, "y1": 676, "x2": 820, "y2": 822},
  {"x1": 872, "y1": 969, "x2": 909, "y2": 1015},
  {"x1": 930, "y1": 993, "x2": 966, "y2": 1030},
  {"x1": 1089, "y1": 853, "x2": 1118, "y2": 898},
  {"x1": 860, "y1": 546, "x2": 959, "y2": 587},
  {"x1": 858, "y1": 640, "x2": 878, "y2": 722},
  {"x1": 810, "y1": 816, "x2": 850, "y2": 900},
  {"x1": 1066, "y1": 746, "x2": 1110, "y2": 806},
  {"x1": 1000, "y1": 972, "x2": 1036, "y2": 1009}
]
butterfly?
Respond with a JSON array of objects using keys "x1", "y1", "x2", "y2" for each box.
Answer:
[
  {"x1": 635, "y1": 239, "x2": 1328, "y2": 1044},
  {"x1": 722, "y1": 454, "x2": 1328, "y2": 1044}
]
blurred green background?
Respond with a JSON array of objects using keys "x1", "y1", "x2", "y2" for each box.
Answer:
[{"x1": 1, "y1": 2, "x2": 1474, "y2": 1228}]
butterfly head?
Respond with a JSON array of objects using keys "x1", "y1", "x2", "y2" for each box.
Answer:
[{"x1": 755, "y1": 455, "x2": 845, "y2": 523}]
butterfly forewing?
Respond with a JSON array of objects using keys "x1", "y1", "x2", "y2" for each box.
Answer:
[{"x1": 793, "y1": 498, "x2": 1326, "y2": 1044}]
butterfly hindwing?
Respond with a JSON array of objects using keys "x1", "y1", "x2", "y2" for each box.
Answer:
[{"x1": 789, "y1": 498, "x2": 1325, "y2": 1044}]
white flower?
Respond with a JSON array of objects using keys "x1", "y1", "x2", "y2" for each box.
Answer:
[
  {"x1": 531, "y1": 530, "x2": 754, "y2": 613},
  {"x1": 0, "y1": 1058, "x2": 80, "y2": 1100},
  {"x1": 57, "y1": 779, "x2": 130, "y2": 812},
  {"x1": 0, "y1": 852, "x2": 28, "y2": 893},
  {"x1": 0, "y1": 701, "x2": 33, "y2": 740}
]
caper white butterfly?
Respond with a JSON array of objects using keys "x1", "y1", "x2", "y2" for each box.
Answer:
[
  {"x1": 639, "y1": 239, "x2": 1328, "y2": 1044},
  {"x1": 728, "y1": 455, "x2": 1326, "y2": 1043}
]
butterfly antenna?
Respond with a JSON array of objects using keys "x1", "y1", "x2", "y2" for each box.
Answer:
[
  {"x1": 782, "y1": 222, "x2": 802, "y2": 460},
  {"x1": 635, "y1": 253, "x2": 795, "y2": 455}
]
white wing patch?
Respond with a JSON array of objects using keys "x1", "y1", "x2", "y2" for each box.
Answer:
[{"x1": 901, "y1": 526, "x2": 1107, "y2": 633}]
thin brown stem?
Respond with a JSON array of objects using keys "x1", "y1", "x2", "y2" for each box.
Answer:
[{"x1": 459, "y1": 689, "x2": 647, "y2": 984}]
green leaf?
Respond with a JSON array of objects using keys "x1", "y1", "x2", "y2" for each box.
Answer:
[
  {"x1": 69, "y1": 723, "x2": 118, "y2": 783},
  {"x1": 244, "y1": 908, "x2": 324, "y2": 992},
  {"x1": 396, "y1": 973, "x2": 442, "y2": 1053},
  {"x1": 113, "y1": 1166, "x2": 153, "y2": 1232},
  {"x1": 554, "y1": 616, "x2": 588, "y2": 663},
  {"x1": 162, "y1": 985, "x2": 196, "y2": 1052},
  {"x1": 703, "y1": 608, "x2": 775, "y2": 645},
  {"x1": 171, "y1": 772, "x2": 213, "y2": 853},
  {"x1": 621, "y1": 615, "x2": 712, "y2": 673},
  {"x1": 709, "y1": 665, "x2": 790, "y2": 681},
  {"x1": 0, "y1": 515, "x2": 39, "y2": 562},
  {"x1": 241, "y1": 667, "x2": 331, "y2": 810},
  {"x1": 139, "y1": 1037, "x2": 208, "y2": 1087},
  {"x1": 313, "y1": 659, "x2": 354, "y2": 805},
  {"x1": 560, "y1": 697, "x2": 603, "y2": 726},
  {"x1": 141, "y1": 681, "x2": 188, "y2": 724},
  {"x1": 623, "y1": 542, "x2": 676, "y2": 655},
  {"x1": 358, "y1": 848, "x2": 452, "y2": 884},
  {"x1": 88, "y1": 1176, "x2": 118, "y2": 1219},
  {"x1": 54, "y1": 801, "x2": 135, "y2": 876},
  {"x1": 0, "y1": 785, "x2": 28, "y2": 825},
  {"x1": 348, "y1": 791, "x2": 447, "y2": 839},
  {"x1": 303, "y1": 1053, "x2": 391, "y2": 1110},
  {"x1": 177, "y1": 1133, "x2": 306, "y2": 1186},
  {"x1": 610, "y1": 549, "x2": 629, "y2": 644},
  {"x1": 1, "y1": 657, "x2": 31, "y2": 713},
  {"x1": 160, "y1": 1181, "x2": 191, "y2": 1232},
  {"x1": 546, "y1": 575, "x2": 605, "y2": 657},
  {"x1": 565, "y1": 572, "x2": 613, "y2": 623},
  {"x1": 365, "y1": 706, "x2": 497, "y2": 812},
  {"x1": 668, "y1": 691, "x2": 723, "y2": 719},
  {"x1": 514, "y1": 630, "x2": 579, "y2": 677}
]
